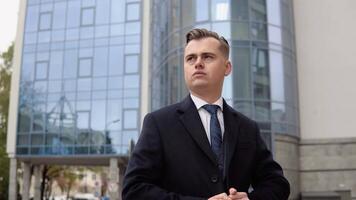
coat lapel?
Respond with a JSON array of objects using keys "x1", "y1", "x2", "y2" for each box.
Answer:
[
  {"x1": 177, "y1": 96, "x2": 218, "y2": 164},
  {"x1": 222, "y1": 101, "x2": 240, "y2": 179}
]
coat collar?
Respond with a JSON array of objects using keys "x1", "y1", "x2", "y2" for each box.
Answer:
[
  {"x1": 177, "y1": 95, "x2": 241, "y2": 174},
  {"x1": 177, "y1": 95, "x2": 217, "y2": 164}
]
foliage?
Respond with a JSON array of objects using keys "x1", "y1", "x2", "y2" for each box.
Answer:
[{"x1": 0, "y1": 43, "x2": 13, "y2": 200}]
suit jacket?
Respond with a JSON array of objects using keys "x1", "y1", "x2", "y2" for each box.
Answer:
[{"x1": 122, "y1": 96, "x2": 290, "y2": 200}]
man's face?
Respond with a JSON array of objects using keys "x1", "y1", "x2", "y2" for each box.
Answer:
[{"x1": 184, "y1": 37, "x2": 231, "y2": 96}]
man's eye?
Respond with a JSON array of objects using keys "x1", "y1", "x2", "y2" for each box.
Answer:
[{"x1": 204, "y1": 55, "x2": 213, "y2": 61}]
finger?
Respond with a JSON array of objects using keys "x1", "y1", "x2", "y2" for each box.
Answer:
[
  {"x1": 229, "y1": 188, "x2": 237, "y2": 195},
  {"x1": 209, "y1": 192, "x2": 229, "y2": 200},
  {"x1": 229, "y1": 192, "x2": 248, "y2": 199}
]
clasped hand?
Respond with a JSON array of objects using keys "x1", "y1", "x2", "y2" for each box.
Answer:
[{"x1": 208, "y1": 188, "x2": 249, "y2": 200}]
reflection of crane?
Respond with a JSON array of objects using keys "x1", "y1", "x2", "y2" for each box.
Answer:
[
  {"x1": 46, "y1": 94, "x2": 76, "y2": 154},
  {"x1": 47, "y1": 95, "x2": 76, "y2": 131}
]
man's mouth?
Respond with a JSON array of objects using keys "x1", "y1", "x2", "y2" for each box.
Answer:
[{"x1": 193, "y1": 71, "x2": 206, "y2": 77}]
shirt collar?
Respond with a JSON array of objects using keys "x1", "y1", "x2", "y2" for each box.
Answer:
[{"x1": 190, "y1": 93, "x2": 223, "y2": 111}]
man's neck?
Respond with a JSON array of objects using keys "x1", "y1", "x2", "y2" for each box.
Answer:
[{"x1": 190, "y1": 91, "x2": 221, "y2": 104}]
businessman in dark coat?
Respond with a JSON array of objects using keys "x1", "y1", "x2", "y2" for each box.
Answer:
[{"x1": 122, "y1": 29, "x2": 290, "y2": 200}]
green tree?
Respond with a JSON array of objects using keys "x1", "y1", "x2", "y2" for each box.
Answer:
[{"x1": 0, "y1": 43, "x2": 13, "y2": 200}]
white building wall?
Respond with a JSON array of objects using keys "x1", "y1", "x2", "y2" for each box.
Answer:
[{"x1": 294, "y1": 0, "x2": 356, "y2": 139}]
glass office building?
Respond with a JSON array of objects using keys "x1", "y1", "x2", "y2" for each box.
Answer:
[
  {"x1": 151, "y1": 0, "x2": 299, "y2": 148},
  {"x1": 16, "y1": 0, "x2": 142, "y2": 156}
]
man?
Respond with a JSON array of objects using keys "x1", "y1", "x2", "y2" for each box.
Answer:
[{"x1": 122, "y1": 29, "x2": 290, "y2": 200}]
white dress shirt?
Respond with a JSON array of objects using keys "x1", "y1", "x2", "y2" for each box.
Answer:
[{"x1": 190, "y1": 94, "x2": 225, "y2": 144}]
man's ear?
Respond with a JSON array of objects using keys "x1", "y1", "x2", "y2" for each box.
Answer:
[{"x1": 225, "y1": 61, "x2": 232, "y2": 76}]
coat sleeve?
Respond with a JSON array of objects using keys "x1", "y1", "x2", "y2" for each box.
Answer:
[
  {"x1": 122, "y1": 113, "x2": 206, "y2": 200},
  {"x1": 248, "y1": 122, "x2": 290, "y2": 200}
]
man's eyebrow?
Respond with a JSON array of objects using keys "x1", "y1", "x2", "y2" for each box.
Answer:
[{"x1": 184, "y1": 53, "x2": 196, "y2": 58}]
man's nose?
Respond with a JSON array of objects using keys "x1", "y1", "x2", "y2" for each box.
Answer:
[{"x1": 195, "y1": 57, "x2": 204, "y2": 69}]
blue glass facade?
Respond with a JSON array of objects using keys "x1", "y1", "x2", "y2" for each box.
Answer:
[
  {"x1": 17, "y1": 0, "x2": 142, "y2": 156},
  {"x1": 151, "y1": 0, "x2": 299, "y2": 148}
]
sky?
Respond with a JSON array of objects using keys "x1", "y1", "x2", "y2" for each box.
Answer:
[{"x1": 0, "y1": 0, "x2": 20, "y2": 54}]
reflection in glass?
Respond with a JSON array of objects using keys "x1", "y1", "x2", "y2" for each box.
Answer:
[
  {"x1": 38, "y1": 31, "x2": 51, "y2": 43},
  {"x1": 124, "y1": 110, "x2": 137, "y2": 129},
  {"x1": 126, "y1": 3, "x2": 140, "y2": 21},
  {"x1": 109, "y1": 46, "x2": 124, "y2": 75},
  {"x1": 81, "y1": 8, "x2": 94, "y2": 26},
  {"x1": 111, "y1": 0, "x2": 125, "y2": 23},
  {"x1": 212, "y1": 0, "x2": 229, "y2": 21},
  {"x1": 53, "y1": 2, "x2": 66, "y2": 29},
  {"x1": 93, "y1": 47, "x2": 108, "y2": 76},
  {"x1": 124, "y1": 75, "x2": 139, "y2": 89},
  {"x1": 231, "y1": 22, "x2": 249, "y2": 40},
  {"x1": 233, "y1": 47, "x2": 251, "y2": 99},
  {"x1": 93, "y1": 78, "x2": 107, "y2": 90},
  {"x1": 231, "y1": 0, "x2": 248, "y2": 20},
  {"x1": 79, "y1": 58, "x2": 92, "y2": 77},
  {"x1": 77, "y1": 78, "x2": 91, "y2": 91},
  {"x1": 250, "y1": 22, "x2": 267, "y2": 41},
  {"x1": 39, "y1": 12, "x2": 52, "y2": 30},
  {"x1": 125, "y1": 54, "x2": 139, "y2": 74},
  {"x1": 269, "y1": 51, "x2": 285, "y2": 102},
  {"x1": 96, "y1": 0, "x2": 110, "y2": 24},
  {"x1": 125, "y1": 22, "x2": 141, "y2": 35},
  {"x1": 66, "y1": 0, "x2": 80, "y2": 28},
  {"x1": 49, "y1": 51, "x2": 63, "y2": 80},
  {"x1": 25, "y1": 5, "x2": 39, "y2": 32},
  {"x1": 91, "y1": 100, "x2": 106, "y2": 131},
  {"x1": 195, "y1": 0, "x2": 209, "y2": 22}
]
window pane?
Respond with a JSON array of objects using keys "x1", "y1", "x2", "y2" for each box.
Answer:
[
  {"x1": 91, "y1": 100, "x2": 106, "y2": 131},
  {"x1": 126, "y1": 3, "x2": 140, "y2": 21},
  {"x1": 195, "y1": 0, "x2": 209, "y2": 22},
  {"x1": 38, "y1": 31, "x2": 51, "y2": 43},
  {"x1": 96, "y1": 0, "x2": 110, "y2": 24},
  {"x1": 77, "y1": 78, "x2": 92, "y2": 91},
  {"x1": 66, "y1": 0, "x2": 81, "y2": 28},
  {"x1": 125, "y1": 55, "x2": 139, "y2": 74},
  {"x1": 79, "y1": 58, "x2": 93, "y2": 77},
  {"x1": 81, "y1": 8, "x2": 95, "y2": 26},
  {"x1": 231, "y1": 22, "x2": 249, "y2": 40},
  {"x1": 124, "y1": 75, "x2": 139, "y2": 89},
  {"x1": 66, "y1": 28, "x2": 79, "y2": 40},
  {"x1": 123, "y1": 110, "x2": 137, "y2": 129},
  {"x1": 232, "y1": 47, "x2": 251, "y2": 98},
  {"x1": 269, "y1": 51, "x2": 285, "y2": 102},
  {"x1": 35, "y1": 62, "x2": 48, "y2": 80},
  {"x1": 107, "y1": 100, "x2": 122, "y2": 131},
  {"x1": 25, "y1": 33, "x2": 37, "y2": 44},
  {"x1": 250, "y1": 22, "x2": 267, "y2": 41},
  {"x1": 48, "y1": 80, "x2": 62, "y2": 93},
  {"x1": 33, "y1": 112, "x2": 45, "y2": 131},
  {"x1": 93, "y1": 78, "x2": 107, "y2": 90},
  {"x1": 25, "y1": 6, "x2": 39, "y2": 32},
  {"x1": 125, "y1": 22, "x2": 141, "y2": 35},
  {"x1": 93, "y1": 47, "x2": 108, "y2": 76},
  {"x1": 80, "y1": 27, "x2": 94, "y2": 39},
  {"x1": 49, "y1": 51, "x2": 63, "y2": 80},
  {"x1": 108, "y1": 77, "x2": 123, "y2": 89},
  {"x1": 250, "y1": 0, "x2": 267, "y2": 22},
  {"x1": 77, "y1": 111, "x2": 90, "y2": 129},
  {"x1": 111, "y1": 0, "x2": 125, "y2": 23},
  {"x1": 52, "y1": 30, "x2": 65, "y2": 42},
  {"x1": 109, "y1": 46, "x2": 124, "y2": 75},
  {"x1": 63, "y1": 49, "x2": 78, "y2": 78},
  {"x1": 53, "y1": 2, "x2": 66, "y2": 29},
  {"x1": 231, "y1": 0, "x2": 248, "y2": 20},
  {"x1": 212, "y1": 0, "x2": 229, "y2": 21}
]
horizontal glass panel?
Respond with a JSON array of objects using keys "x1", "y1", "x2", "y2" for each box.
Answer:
[{"x1": 126, "y1": 3, "x2": 140, "y2": 21}]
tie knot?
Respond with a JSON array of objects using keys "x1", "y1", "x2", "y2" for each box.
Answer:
[{"x1": 202, "y1": 104, "x2": 220, "y2": 115}]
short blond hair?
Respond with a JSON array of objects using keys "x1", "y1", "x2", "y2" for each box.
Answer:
[{"x1": 185, "y1": 28, "x2": 229, "y2": 58}]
